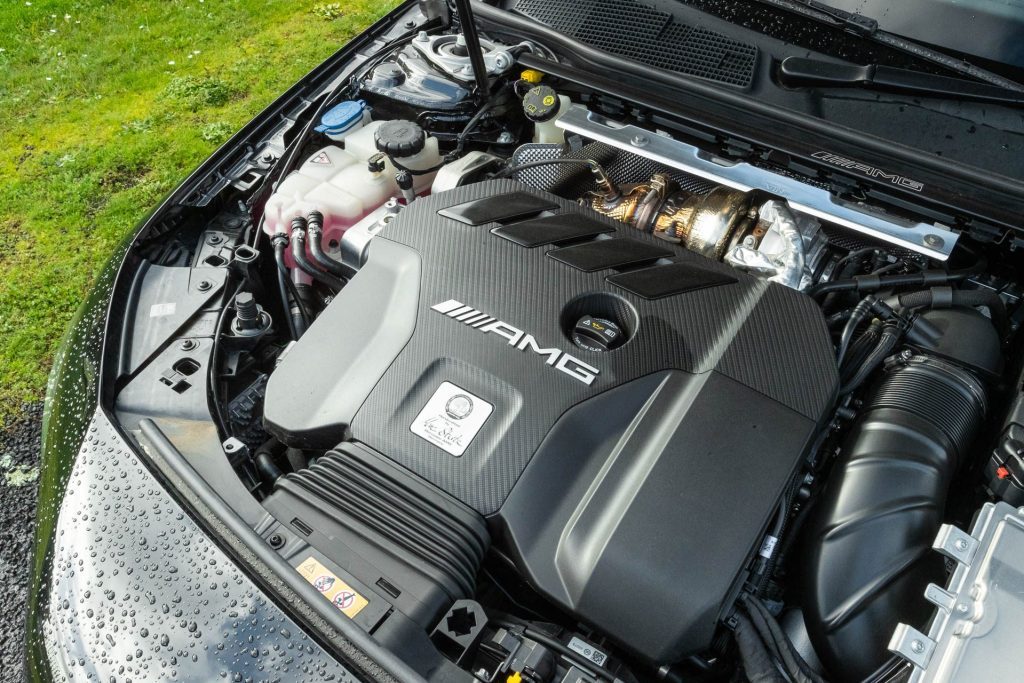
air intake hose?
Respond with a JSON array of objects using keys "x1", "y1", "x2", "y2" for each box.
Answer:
[{"x1": 804, "y1": 354, "x2": 988, "y2": 682}]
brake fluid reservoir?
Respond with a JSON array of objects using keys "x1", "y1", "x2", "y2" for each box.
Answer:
[
  {"x1": 263, "y1": 120, "x2": 441, "y2": 263},
  {"x1": 523, "y1": 85, "x2": 571, "y2": 145}
]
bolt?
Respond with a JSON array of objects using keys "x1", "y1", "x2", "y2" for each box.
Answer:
[
  {"x1": 261, "y1": 151, "x2": 276, "y2": 164},
  {"x1": 631, "y1": 134, "x2": 649, "y2": 147},
  {"x1": 496, "y1": 131, "x2": 515, "y2": 145},
  {"x1": 924, "y1": 234, "x2": 945, "y2": 248},
  {"x1": 207, "y1": 234, "x2": 223, "y2": 245},
  {"x1": 268, "y1": 534, "x2": 285, "y2": 550},
  {"x1": 955, "y1": 538, "x2": 969, "y2": 552},
  {"x1": 197, "y1": 280, "x2": 213, "y2": 292},
  {"x1": 957, "y1": 602, "x2": 969, "y2": 613},
  {"x1": 404, "y1": 19, "x2": 417, "y2": 29},
  {"x1": 416, "y1": 30, "x2": 429, "y2": 42},
  {"x1": 179, "y1": 339, "x2": 197, "y2": 351},
  {"x1": 232, "y1": 291, "x2": 267, "y2": 336},
  {"x1": 911, "y1": 640, "x2": 925, "y2": 654},
  {"x1": 235, "y1": 292, "x2": 259, "y2": 323}
]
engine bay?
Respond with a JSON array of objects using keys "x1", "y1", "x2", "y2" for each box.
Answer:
[{"x1": 110, "y1": 2, "x2": 1024, "y2": 682}]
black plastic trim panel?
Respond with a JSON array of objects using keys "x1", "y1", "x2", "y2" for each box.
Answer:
[
  {"x1": 493, "y1": 213, "x2": 615, "y2": 247},
  {"x1": 438, "y1": 191, "x2": 558, "y2": 225},
  {"x1": 607, "y1": 262, "x2": 738, "y2": 299},
  {"x1": 548, "y1": 237, "x2": 672, "y2": 271}
]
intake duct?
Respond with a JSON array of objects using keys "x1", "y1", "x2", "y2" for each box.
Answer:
[
  {"x1": 262, "y1": 442, "x2": 489, "y2": 652},
  {"x1": 804, "y1": 354, "x2": 989, "y2": 681}
]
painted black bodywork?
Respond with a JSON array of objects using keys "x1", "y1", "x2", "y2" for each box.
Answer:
[
  {"x1": 820, "y1": 0, "x2": 1024, "y2": 70},
  {"x1": 22, "y1": 4, "x2": 424, "y2": 680}
]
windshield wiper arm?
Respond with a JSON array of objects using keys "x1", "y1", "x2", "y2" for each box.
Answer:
[
  {"x1": 748, "y1": 0, "x2": 1024, "y2": 92},
  {"x1": 780, "y1": 57, "x2": 1024, "y2": 106}
]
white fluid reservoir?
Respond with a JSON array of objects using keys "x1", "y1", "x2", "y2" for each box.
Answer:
[{"x1": 263, "y1": 120, "x2": 441, "y2": 266}]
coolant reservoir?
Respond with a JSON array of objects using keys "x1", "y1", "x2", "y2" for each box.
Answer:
[{"x1": 263, "y1": 119, "x2": 441, "y2": 261}]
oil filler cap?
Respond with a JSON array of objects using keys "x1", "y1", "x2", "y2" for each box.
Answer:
[
  {"x1": 375, "y1": 120, "x2": 426, "y2": 158},
  {"x1": 572, "y1": 316, "x2": 623, "y2": 352}
]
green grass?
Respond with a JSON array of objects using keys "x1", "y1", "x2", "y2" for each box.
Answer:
[{"x1": 0, "y1": 0, "x2": 400, "y2": 420}]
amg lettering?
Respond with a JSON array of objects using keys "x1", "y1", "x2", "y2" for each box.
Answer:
[
  {"x1": 811, "y1": 151, "x2": 924, "y2": 192},
  {"x1": 431, "y1": 300, "x2": 599, "y2": 386}
]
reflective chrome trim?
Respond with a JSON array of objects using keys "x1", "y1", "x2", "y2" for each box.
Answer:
[{"x1": 556, "y1": 106, "x2": 958, "y2": 260}]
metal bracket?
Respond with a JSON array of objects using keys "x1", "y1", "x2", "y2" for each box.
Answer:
[
  {"x1": 889, "y1": 624, "x2": 936, "y2": 670},
  {"x1": 556, "y1": 105, "x2": 958, "y2": 261},
  {"x1": 933, "y1": 523, "x2": 979, "y2": 565}
]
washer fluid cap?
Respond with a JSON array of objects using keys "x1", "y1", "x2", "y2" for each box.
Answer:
[
  {"x1": 315, "y1": 100, "x2": 366, "y2": 135},
  {"x1": 375, "y1": 120, "x2": 427, "y2": 158}
]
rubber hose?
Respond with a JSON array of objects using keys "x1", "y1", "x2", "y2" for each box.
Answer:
[
  {"x1": 290, "y1": 220, "x2": 346, "y2": 290},
  {"x1": 273, "y1": 238, "x2": 301, "y2": 340},
  {"x1": 837, "y1": 297, "x2": 875, "y2": 365},
  {"x1": 898, "y1": 287, "x2": 1007, "y2": 334},
  {"x1": 839, "y1": 321, "x2": 883, "y2": 383},
  {"x1": 306, "y1": 212, "x2": 356, "y2": 280},
  {"x1": 804, "y1": 355, "x2": 988, "y2": 682},
  {"x1": 839, "y1": 323, "x2": 902, "y2": 395},
  {"x1": 806, "y1": 270, "x2": 969, "y2": 300},
  {"x1": 255, "y1": 451, "x2": 284, "y2": 484}
]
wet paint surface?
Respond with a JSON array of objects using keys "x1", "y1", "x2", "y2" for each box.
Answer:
[
  {"x1": 32, "y1": 408, "x2": 355, "y2": 681},
  {"x1": 23, "y1": 241, "x2": 355, "y2": 681},
  {"x1": 0, "y1": 403, "x2": 42, "y2": 680}
]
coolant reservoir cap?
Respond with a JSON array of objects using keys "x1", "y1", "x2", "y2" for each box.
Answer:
[
  {"x1": 523, "y1": 85, "x2": 560, "y2": 122},
  {"x1": 315, "y1": 100, "x2": 366, "y2": 135},
  {"x1": 375, "y1": 120, "x2": 426, "y2": 157}
]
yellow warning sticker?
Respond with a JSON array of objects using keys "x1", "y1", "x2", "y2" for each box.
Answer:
[{"x1": 297, "y1": 557, "x2": 369, "y2": 619}]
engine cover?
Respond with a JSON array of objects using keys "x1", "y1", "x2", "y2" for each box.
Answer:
[{"x1": 264, "y1": 180, "x2": 838, "y2": 661}]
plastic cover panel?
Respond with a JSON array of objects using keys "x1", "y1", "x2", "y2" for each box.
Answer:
[
  {"x1": 337, "y1": 181, "x2": 836, "y2": 513},
  {"x1": 499, "y1": 371, "x2": 819, "y2": 662},
  {"x1": 513, "y1": 0, "x2": 758, "y2": 87}
]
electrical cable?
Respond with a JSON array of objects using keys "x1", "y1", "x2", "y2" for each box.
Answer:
[{"x1": 493, "y1": 618, "x2": 616, "y2": 682}]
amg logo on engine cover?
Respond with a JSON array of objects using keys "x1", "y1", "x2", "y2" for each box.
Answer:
[
  {"x1": 811, "y1": 151, "x2": 924, "y2": 192},
  {"x1": 432, "y1": 299, "x2": 599, "y2": 386}
]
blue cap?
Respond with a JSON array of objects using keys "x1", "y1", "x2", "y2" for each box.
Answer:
[{"x1": 315, "y1": 100, "x2": 366, "y2": 135}]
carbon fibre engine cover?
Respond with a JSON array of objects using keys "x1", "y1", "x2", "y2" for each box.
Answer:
[{"x1": 264, "y1": 180, "x2": 838, "y2": 661}]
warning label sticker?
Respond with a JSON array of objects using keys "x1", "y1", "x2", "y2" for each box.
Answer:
[
  {"x1": 410, "y1": 382, "x2": 493, "y2": 457},
  {"x1": 309, "y1": 151, "x2": 332, "y2": 165},
  {"x1": 297, "y1": 557, "x2": 368, "y2": 619}
]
